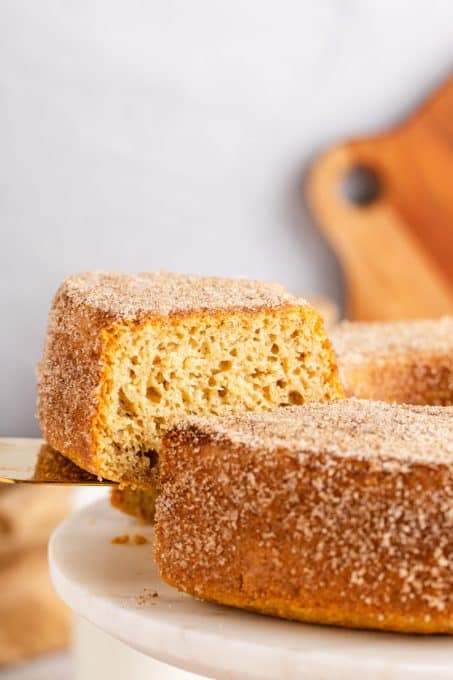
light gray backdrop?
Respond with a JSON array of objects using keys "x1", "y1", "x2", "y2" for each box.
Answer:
[{"x1": 1, "y1": 1, "x2": 452, "y2": 435}]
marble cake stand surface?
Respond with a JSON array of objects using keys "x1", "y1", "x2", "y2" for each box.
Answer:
[{"x1": 49, "y1": 499, "x2": 452, "y2": 680}]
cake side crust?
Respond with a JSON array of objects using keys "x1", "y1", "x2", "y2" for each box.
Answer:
[
  {"x1": 155, "y1": 406, "x2": 453, "y2": 633},
  {"x1": 37, "y1": 286, "x2": 107, "y2": 475}
]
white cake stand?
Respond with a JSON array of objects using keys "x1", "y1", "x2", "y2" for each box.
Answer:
[{"x1": 49, "y1": 499, "x2": 452, "y2": 680}]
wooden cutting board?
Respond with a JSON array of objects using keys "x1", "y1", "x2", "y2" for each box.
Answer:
[{"x1": 306, "y1": 76, "x2": 453, "y2": 321}]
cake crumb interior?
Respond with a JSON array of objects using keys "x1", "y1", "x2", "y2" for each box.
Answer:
[{"x1": 94, "y1": 307, "x2": 340, "y2": 480}]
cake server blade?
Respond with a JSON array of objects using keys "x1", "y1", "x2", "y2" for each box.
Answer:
[{"x1": 0, "y1": 438, "x2": 115, "y2": 485}]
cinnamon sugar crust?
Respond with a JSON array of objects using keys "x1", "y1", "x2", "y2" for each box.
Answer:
[
  {"x1": 332, "y1": 317, "x2": 453, "y2": 405},
  {"x1": 155, "y1": 399, "x2": 453, "y2": 633},
  {"x1": 171, "y1": 399, "x2": 453, "y2": 464},
  {"x1": 38, "y1": 272, "x2": 342, "y2": 483},
  {"x1": 57, "y1": 272, "x2": 299, "y2": 319}
]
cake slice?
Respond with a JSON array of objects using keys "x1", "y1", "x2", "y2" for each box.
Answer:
[
  {"x1": 38, "y1": 272, "x2": 342, "y2": 484},
  {"x1": 331, "y1": 317, "x2": 453, "y2": 405},
  {"x1": 110, "y1": 487, "x2": 159, "y2": 522},
  {"x1": 155, "y1": 399, "x2": 453, "y2": 633}
]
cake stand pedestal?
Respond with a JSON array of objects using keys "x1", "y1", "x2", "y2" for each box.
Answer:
[{"x1": 49, "y1": 499, "x2": 452, "y2": 680}]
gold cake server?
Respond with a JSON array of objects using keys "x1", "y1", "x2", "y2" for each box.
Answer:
[{"x1": 0, "y1": 438, "x2": 116, "y2": 485}]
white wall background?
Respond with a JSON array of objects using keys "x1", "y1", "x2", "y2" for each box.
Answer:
[{"x1": 1, "y1": 1, "x2": 452, "y2": 435}]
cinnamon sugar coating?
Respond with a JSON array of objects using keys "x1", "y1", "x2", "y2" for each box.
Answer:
[
  {"x1": 155, "y1": 399, "x2": 453, "y2": 633},
  {"x1": 332, "y1": 317, "x2": 453, "y2": 405},
  {"x1": 172, "y1": 399, "x2": 453, "y2": 464},
  {"x1": 56, "y1": 272, "x2": 301, "y2": 320}
]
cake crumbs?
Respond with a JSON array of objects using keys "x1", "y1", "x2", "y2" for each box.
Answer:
[
  {"x1": 137, "y1": 588, "x2": 159, "y2": 606},
  {"x1": 132, "y1": 533, "x2": 149, "y2": 545},
  {"x1": 111, "y1": 533, "x2": 149, "y2": 545},
  {"x1": 111, "y1": 534, "x2": 130, "y2": 545}
]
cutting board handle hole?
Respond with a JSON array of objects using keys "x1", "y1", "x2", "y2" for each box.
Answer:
[{"x1": 341, "y1": 165, "x2": 381, "y2": 207}]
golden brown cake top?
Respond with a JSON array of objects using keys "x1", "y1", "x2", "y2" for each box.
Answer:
[
  {"x1": 168, "y1": 399, "x2": 453, "y2": 466},
  {"x1": 58, "y1": 272, "x2": 305, "y2": 321},
  {"x1": 331, "y1": 317, "x2": 453, "y2": 366}
]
